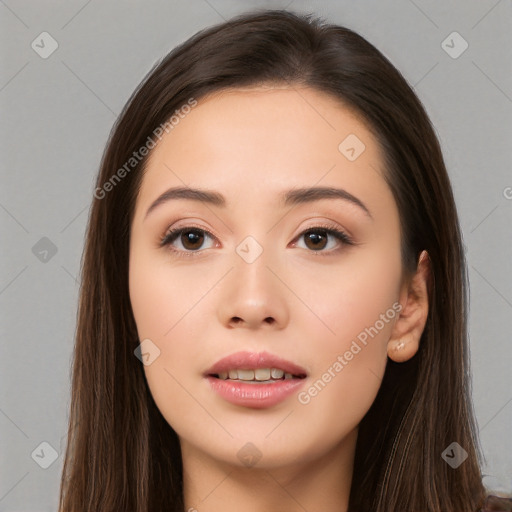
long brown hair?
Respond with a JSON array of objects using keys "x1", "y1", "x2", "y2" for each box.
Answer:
[{"x1": 58, "y1": 9, "x2": 489, "y2": 511}]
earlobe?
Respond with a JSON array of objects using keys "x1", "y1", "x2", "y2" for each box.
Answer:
[
  {"x1": 387, "y1": 250, "x2": 431, "y2": 363},
  {"x1": 387, "y1": 337, "x2": 419, "y2": 363}
]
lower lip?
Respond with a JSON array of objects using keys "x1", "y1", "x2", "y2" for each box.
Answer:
[{"x1": 205, "y1": 376, "x2": 307, "y2": 409}]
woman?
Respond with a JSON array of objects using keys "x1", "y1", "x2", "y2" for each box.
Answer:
[{"x1": 58, "y1": 9, "x2": 512, "y2": 512}]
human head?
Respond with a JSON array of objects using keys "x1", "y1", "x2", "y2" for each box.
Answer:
[{"x1": 59, "y1": 9, "x2": 485, "y2": 512}]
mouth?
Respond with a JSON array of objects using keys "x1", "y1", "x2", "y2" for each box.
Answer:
[
  {"x1": 209, "y1": 367, "x2": 307, "y2": 383},
  {"x1": 204, "y1": 351, "x2": 308, "y2": 408},
  {"x1": 204, "y1": 350, "x2": 308, "y2": 382}
]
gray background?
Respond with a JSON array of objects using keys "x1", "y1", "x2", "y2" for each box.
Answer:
[{"x1": 1, "y1": 0, "x2": 511, "y2": 509}]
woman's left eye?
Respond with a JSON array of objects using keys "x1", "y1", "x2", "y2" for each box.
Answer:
[
  {"x1": 293, "y1": 227, "x2": 353, "y2": 252},
  {"x1": 160, "y1": 225, "x2": 353, "y2": 257}
]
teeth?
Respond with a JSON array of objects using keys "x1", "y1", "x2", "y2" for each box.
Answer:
[
  {"x1": 254, "y1": 368, "x2": 270, "y2": 381},
  {"x1": 237, "y1": 369, "x2": 255, "y2": 381},
  {"x1": 216, "y1": 368, "x2": 295, "y2": 381},
  {"x1": 271, "y1": 368, "x2": 284, "y2": 379}
]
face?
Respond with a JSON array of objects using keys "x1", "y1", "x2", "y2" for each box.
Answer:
[{"x1": 129, "y1": 86, "x2": 405, "y2": 470}]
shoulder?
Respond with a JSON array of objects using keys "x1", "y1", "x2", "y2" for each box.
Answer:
[{"x1": 480, "y1": 494, "x2": 512, "y2": 511}]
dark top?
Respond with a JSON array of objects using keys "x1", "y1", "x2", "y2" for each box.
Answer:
[{"x1": 481, "y1": 494, "x2": 512, "y2": 511}]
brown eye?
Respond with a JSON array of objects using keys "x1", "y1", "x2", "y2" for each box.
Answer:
[
  {"x1": 295, "y1": 226, "x2": 353, "y2": 253},
  {"x1": 180, "y1": 229, "x2": 205, "y2": 250},
  {"x1": 303, "y1": 229, "x2": 329, "y2": 250},
  {"x1": 161, "y1": 227, "x2": 215, "y2": 254}
]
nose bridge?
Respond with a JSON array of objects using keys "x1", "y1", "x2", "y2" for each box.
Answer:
[{"x1": 217, "y1": 234, "x2": 289, "y2": 329}]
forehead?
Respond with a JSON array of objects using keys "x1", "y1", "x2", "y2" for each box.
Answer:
[{"x1": 136, "y1": 86, "x2": 388, "y2": 213}]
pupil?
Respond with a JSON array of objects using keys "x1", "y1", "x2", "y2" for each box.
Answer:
[
  {"x1": 306, "y1": 230, "x2": 327, "y2": 250},
  {"x1": 182, "y1": 230, "x2": 204, "y2": 250}
]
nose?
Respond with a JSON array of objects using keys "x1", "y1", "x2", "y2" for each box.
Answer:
[{"x1": 216, "y1": 251, "x2": 290, "y2": 331}]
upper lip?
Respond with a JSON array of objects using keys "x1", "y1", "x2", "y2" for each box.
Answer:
[{"x1": 205, "y1": 350, "x2": 308, "y2": 377}]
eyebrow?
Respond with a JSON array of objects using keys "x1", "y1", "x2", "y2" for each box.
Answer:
[{"x1": 144, "y1": 185, "x2": 372, "y2": 220}]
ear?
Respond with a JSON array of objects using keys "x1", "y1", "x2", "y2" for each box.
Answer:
[{"x1": 387, "y1": 250, "x2": 431, "y2": 363}]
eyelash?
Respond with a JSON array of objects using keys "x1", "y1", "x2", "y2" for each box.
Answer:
[{"x1": 159, "y1": 223, "x2": 354, "y2": 259}]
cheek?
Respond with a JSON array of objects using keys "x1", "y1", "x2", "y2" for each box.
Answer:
[
  {"x1": 130, "y1": 258, "x2": 212, "y2": 439},
  {"x1": 293, "y1": 245, "x2": 401, "y2": 419},
  {"x1": 129, "y1": 248, "x2": 217, "y2": 417},
  {"x1": 129, "y1": 244, "x2": 212, "y2": 340},
  {"x1": 302, "y1": 242, "x2": 402, "y2": 352}
]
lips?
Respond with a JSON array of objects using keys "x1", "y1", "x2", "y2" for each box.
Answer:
[
  {"x1": 204, "y1": 351, "x2": 308, "y2": 408},
  {"x1": 205, "y1": 350, "x2": 308, "y2": 380}
]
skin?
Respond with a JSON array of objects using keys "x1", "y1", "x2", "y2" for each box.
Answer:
[{"x1": 128, "y1": 85, "x2": 430, "y2": 512}]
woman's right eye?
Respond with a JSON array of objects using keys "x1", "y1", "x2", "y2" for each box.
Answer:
[{"x1": 160, "y1": 227, "x2": 217, "y2": 257}]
